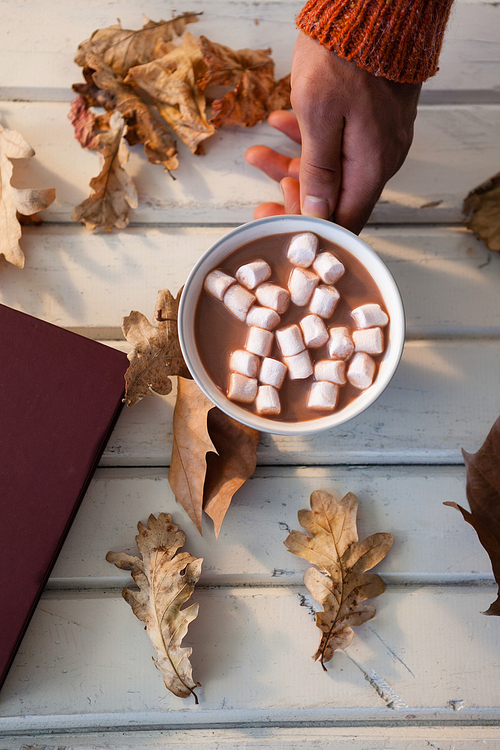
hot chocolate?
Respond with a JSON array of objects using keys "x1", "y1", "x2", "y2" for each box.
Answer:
[{"x1": 194, "y1": 231, "x2": 389, "y2": 423}]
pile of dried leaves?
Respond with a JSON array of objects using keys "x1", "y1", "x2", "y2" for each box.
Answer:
[
  {"x1": 122, "y1": 288, "x2": 260, "y2": 537},
  {"x1": 463, "y1": 172, "x2": 500, "y2": 254},
  {"x1": 69, "y1": 13, "x2": 291, "y2": 231}
]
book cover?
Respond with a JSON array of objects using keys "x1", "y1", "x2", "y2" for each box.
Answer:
[{"x1": 0, "y1": 305, "x2": 129, "y2": 691}]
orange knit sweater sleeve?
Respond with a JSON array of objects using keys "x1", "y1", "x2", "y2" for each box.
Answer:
[{"x1": 296, "y1": 0, "x2": 455, "y2": 84}]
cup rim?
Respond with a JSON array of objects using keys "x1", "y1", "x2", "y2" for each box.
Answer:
[{"x1": 178, "y1": 215, "x2": 405, "y2": 436}]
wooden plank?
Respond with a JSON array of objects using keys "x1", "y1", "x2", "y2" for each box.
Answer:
[
  {"x1": 1, "y1": 586, "x2": 499, "y2": 731},
  {"x1": 1, "y1": 727, "x2": 500, "y2": 749},
  {"x1": 0, "y1": 1, "x2": 498, "y2": 98},
  {"x1": 0, "y1": 102, "x2": 498, "y2": 225},
  {"x1": 99, "y1": 339, "x2": 500, "y2": 466},
  {"x1": 49, "y1": 465, "x2": 492, "y2": 585},
  {"x1": 1, "y1": 225, "x2": 499, "y2": 337}
]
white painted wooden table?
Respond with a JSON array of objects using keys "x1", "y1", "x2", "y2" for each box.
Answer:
[{"x1": 1, "y1": 1, "x2": 500, "y2": 747}]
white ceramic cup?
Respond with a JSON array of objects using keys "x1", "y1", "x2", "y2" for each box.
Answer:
[{"x1": 178, "y1": 215, "x2": 405, "y2": 436}]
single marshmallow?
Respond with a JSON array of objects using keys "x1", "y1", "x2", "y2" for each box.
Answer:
[
  {"x1": 288, "y1": 267, "x2": 319, "y2": 307},
  {"x1": 307, "y1": 381, "x2": 339, "y2": 411},
  {"x1": 351, "y1": 303, "x2": 389, "y2": 329},
  {"x1": 276, "y1": 324, "x2": 305, "y2": 357},
  {"x1": 314, "y1": 358, "x2": 346, "y2": 385},
  {"x1": 300, "y1": 314, "x2": 328, "y2": 349},
  {"x1": 204, "y1": 269, "x2": 236, "y2": 300},
  {"x1": 259, "y1": 357, "x2": 287, "y2": 389},
  {"x1": 227, "y1": 372, "x2": 258, "y2": 403},
  {"x1": 255, "y1": 385, "x2": 281, "y2": 415},
  {"x1": 284, "y1": 350, "x2": 313, "y2": 380},
  {"x1": 229, "y1": 349, "x2": 260, "y2": 378},
  {"x1": 312, "y1": 252, "x2": 345, "y2": 284},
  {"x1": 245, "y1": 326, "x2": 274, "y2": 357},
  {"x1": 353, "y1": 327, "x2": 384, "y2": 355},
  {"x1": 223, "y1": 284, "x2": 255, "y2": 321},
  {"x1": 246, "y1": 305, "x2": 281, "y2": 331},
  {"x1": 236, "y1": 259, "x2": 271, "y2": 290},
  {"x1": 347, "y1": 352, "x2": 376, "y2": 390},
  {"x1": 287, "y1": 232, "x2": 318, "y2": 267},
  {"x1": 309, "y1": 284, "x2": 340, "y2": 319},
  {"x1": 327, "y1": 326, "x2": 355, "y2": 360},
  {"x1": 255, "y1": 282, "x2": 290, "y2": 314}
]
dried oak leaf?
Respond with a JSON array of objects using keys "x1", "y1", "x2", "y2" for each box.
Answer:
[
  {"x1": 75, "y1": 14, "x2": 200, "y2": 78},
  {"x1": 72, "y1": 110, "x2": 138, "y2": 231},
  {"x1": 124, "y1": 32, "x2": 215, "y2": 154},
  {"x1": 78, "y1": 53, "x2": 179, "y2": 171},
  {"x1": 285, "y1": 490, "x2": 393, "y2": 670},
  {"x1": 463, "y1": 172, "x2": 500, "y2": 253},
  {"x1": 0, "y1": 123, "x2": 55, "y2": 268},
  {"x1": 198, "y1": 36, "x2": 291, "y2": 127},
  {"x1": 106, "y1": 512, "x2": 202, "y2": 702},
  {"x1": 445, "y1": 414, "x2": 500, "y2": 615},
  {"x1": 169, "y1": 377, "x2": 259, "y2": 536},
  {"x1": 122, "y1": 288, "x2": 190, "y2": 407}
]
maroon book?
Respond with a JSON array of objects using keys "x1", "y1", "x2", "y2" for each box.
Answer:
[{"x1": 0, "y1": 305, "x2": 129, "y2": 691}]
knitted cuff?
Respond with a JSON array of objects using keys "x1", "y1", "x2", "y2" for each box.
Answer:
[{"x1": 296, "y1": 0, "x2": 454, "y2": 84}]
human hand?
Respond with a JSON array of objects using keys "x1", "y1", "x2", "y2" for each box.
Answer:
[{"x1": 245, "y1": 32, "x2": 421, "y2": 234}]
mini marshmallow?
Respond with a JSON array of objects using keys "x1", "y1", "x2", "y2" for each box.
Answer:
[
  {"x1": 312, "y1": 252, "x2": 345, "y2": 284},
  {"x1": 309, "y1": 284, "x2": 340, "y2": 319},
  {"x1": 327, "y1": 326, "x2": 355, "y2": 360},
  {"x1": 259, "y1": 357, "x2": 287, "y2": 389},
  {"x1": 314, "y1": 358, "x2": 346, "y2": 385},
  {"x1": 236, "y1": 259, "x2": 271, "y2": 289},
  {"x1": 351, "y1": 303, "x2": 389, "y2": 329},
  {"x1": 276, "y1": 324, "x2": 305, "y2": 357},
  {"x1": 223, "y1": 284, "x2": 255, "y2": 321},
  {"x1": 307, "y1": 381, "x2": 339, "y2": 411},
  {"x1": 227, "y1": 372, "x2": 258, "y2": 403},
  {"x1": 246, "y1": 326, "x2": 274, "y2": 357},
  {"x1": 246, "y1": 305, "x2": 281, "y2": 331},
  {"x1": 288, "y1": 267, "x2": 319, "y2": 306},
  {"x1": 255, "y1": 282, "x2": 290, "y2": 314},
  {"x1": 229, "y1": 349, "x2": 260, "y2": 378},
  {"x1": 300, "y1": 314, "x2": 328, "y2": 349},
  {"x1": 287, "y1": 232, "x2": 318, "y2": 267},
  {"x1": 204, "y1": 269, "x2": 236, "y2": 300},
  {"x1": 255, "y1": 385, "x2": 281, "y2": 415},
  {"x1": 284, "y1": 349, "x2": 313, "y2": 380},
  {"x1": 353, "y1": 327, "x2": 384, "y2": 355},
  {"x1": 347, "y1": 352, "x2": 376, "y2": 390}
]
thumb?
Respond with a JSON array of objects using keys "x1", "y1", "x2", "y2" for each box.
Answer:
[{"x1": 298, "y1": 120, "x2": 344, "y2": 220}]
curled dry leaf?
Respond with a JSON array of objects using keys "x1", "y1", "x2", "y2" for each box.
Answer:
[
  {"x1": 169, "y1": 378, "x2": 260, "y2": 535},
  {"x1": 71, "y1": 110, "x2": 138, "y2": 231},
  {"x1": 444, "y1": 414, "x2": 500, "y2": 615},
  {"x1": 0, "y1": 123, "x2": 55, "y2": 268},
  {"x1": 463, "y1": 171, "x2": 500, "y2": 253},
  {"x1": 198, "y1": 36, "x2": 291, "y2": 127},
  {"x1": 122, "y1": 288, "x2": 190, "y2": 407},
  {"x1": 106, "y1": 512, "x2": 202, "y2": 702},
  {"x1": 285, "y1": 490, "x2": 392, "y2": 670}
]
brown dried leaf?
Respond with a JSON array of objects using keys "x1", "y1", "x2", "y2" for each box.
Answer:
[
  {"x1": 106, "y1": 512, "x2": 201, "y2": 702},
  {"x1": 71, "y1": 110, "x2": 138, "y2": 231},
  {"x1": 444, "y1": 414, "x2": 500, "y2": 615},
  {"x1": 0, "y1": 123, "x2": 55, "y2": 268},
  {"x1": 75, "y1": 14, "x2": 200, "y2": 78},
  {"x1": 169, "y1": 377, "x2": 217, "y2": 534},
  {"x1": 83, "y1": 53, "x2": 179, "y2": 171},
  {"x1": 463, "y1": 172, "x2": 500, "y2": 253},
  {"x1": 285, "y1": 490, "x2": 393, "y2": 669},
  {"x1": 204, "y1": 408, "x2": 260, "y2": 538},
  {"x1": 125, "y1": 32, "x2": 215, "y2": 154},
  {"x1": 199, "y1": 36, "x2": 290, "y2": 127},
  {"x1": 122, "y1": 288, "x2": 190, "y2": 407}
]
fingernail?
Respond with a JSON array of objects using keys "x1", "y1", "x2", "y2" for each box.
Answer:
[{"x1": 302, "y1": 195, "x2": 330, "y2": 219}]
